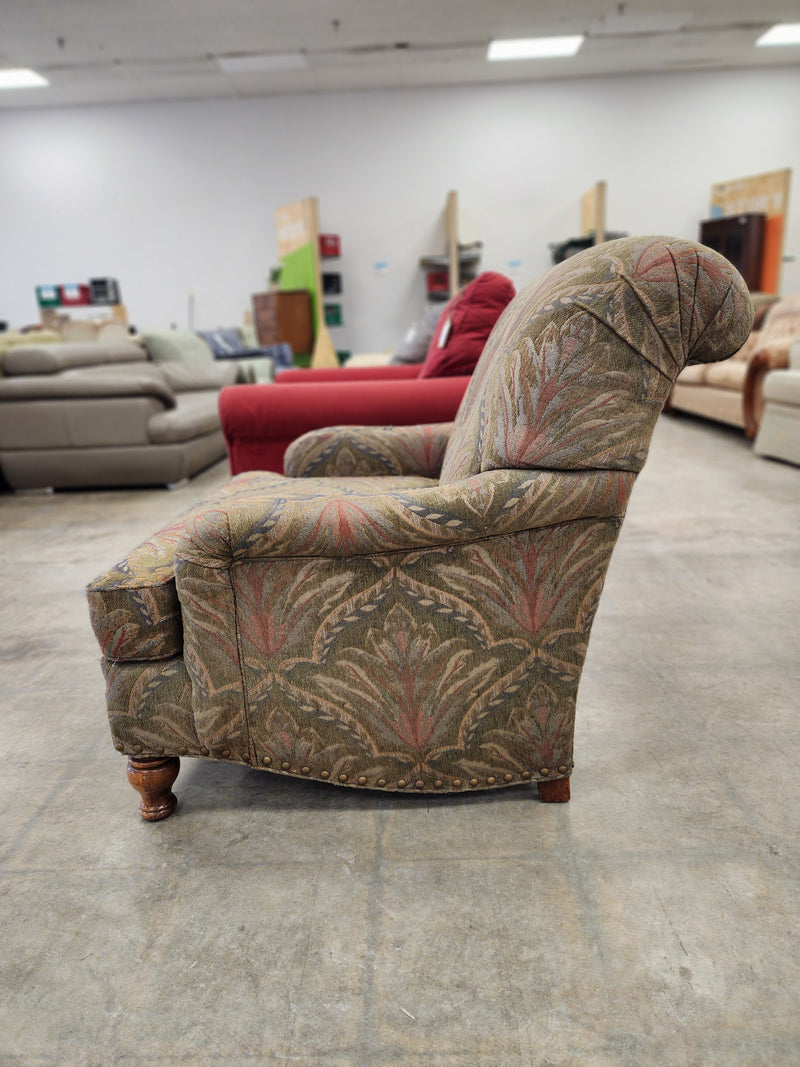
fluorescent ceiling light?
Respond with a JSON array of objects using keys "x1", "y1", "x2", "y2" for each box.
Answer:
[
  {"x1": 488, "y1": 35, "x2": 584, "y2": 61},
  {"x1": 0, "y1": 68, "x2": 49, "y2": 90},
  {"x1": 756, "y1": 23, "x2": 800, "y2": 46},
  {"x1": 217, "y1": 53, "x2": 307, "y2": 74}
]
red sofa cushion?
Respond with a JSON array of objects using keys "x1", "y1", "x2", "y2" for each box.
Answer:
[{"x1": 418, "y1": 271, "x2": 515, "y2": 378}]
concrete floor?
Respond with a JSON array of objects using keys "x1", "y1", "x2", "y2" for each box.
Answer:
[{"x1": 1, "y1": 413, "x2": 798, "y2": 1066}]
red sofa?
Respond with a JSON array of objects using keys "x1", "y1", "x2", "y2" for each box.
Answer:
[
  {"x1": 221, "y1": 363, "x2": 474, "y2": 474},
  {"x1": 219, "y1": 271, "x2": 516, "y2": 475}
]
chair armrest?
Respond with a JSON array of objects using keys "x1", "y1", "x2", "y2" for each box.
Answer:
[
  {"x1": 219, "y1": 376, "x2": 471, "y2": 475},
  {"x1": 176, "y1": 466, "x2": 635, "y2": 564},
  {"x1": 751, "y1": 335, "x2": 796, "y2": 370},
  {"x1": 743, "y1": 338, "x2": 794, "y2": 438},
  {"x1": 158, "y1": 360, "x2": 239, "y2": 391},
  {"x1": 275, "y1": 364, "x2": 420, "y2": 383},
  {"x1": 0, "y1": 372, "x2": 176, "y2": 407},
  {"x1": 284, "y1": 423, "x2": 453, "y2": 478}
]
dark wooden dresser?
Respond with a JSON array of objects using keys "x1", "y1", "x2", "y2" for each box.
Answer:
[{"x1": 252, "y1": 290, "x2": 313, "y2": 357}]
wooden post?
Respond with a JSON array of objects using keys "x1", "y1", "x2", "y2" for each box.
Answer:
[
  {"x1": 446, "y1": 190, "x2": 459, "y2": 297},
  {"x1": 580, "y1": 181, "x2": 607, "y2": 244}
]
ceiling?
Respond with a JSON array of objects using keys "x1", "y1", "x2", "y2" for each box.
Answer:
[{"x1": 1, "y1": 0, "x2": 799, "y2": 110}]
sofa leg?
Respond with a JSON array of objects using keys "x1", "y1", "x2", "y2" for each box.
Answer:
[
  {"x1": 538, "y1": 776, "x2": 570, "y2": 803},
  {"x1": 126, "y1": 756, "x2": 180, "y2": 821}
]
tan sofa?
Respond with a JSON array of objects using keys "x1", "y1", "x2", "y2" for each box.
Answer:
[
  {"x1": 0, "y1": 341, "x2": 235, "y2": 490},
  {"x1": 668, "y1": 294, "x2": 800, "y2": 437}
]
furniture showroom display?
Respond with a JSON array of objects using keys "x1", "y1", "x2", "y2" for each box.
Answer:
[
  {"x1": 86, "y1": 235, "x2": 753, "y2": 820},
  {"x1": 251, "y1": 289, "x2": 314, "y2": 360},
  {"x1": 668, "y1": 292, "x2": 800, "y2": 436},
  {"x1": 0, "y1": 341, "x2": 234, "y2": 490},
  {"x1": 220, "y1": 271, "x2": 517, "y2": 475},
  {"x1": 140, "y1": 328, "x2": 275, "y2": 384},
  {"x1": 754, "y1": 338, "x2": 800, "y2": 466}
]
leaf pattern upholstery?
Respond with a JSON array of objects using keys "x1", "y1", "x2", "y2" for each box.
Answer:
[
  {"x1": 87, "y1": 236, "x2": 753, "y2": 800},
  {"x1": 439, "y1": 236, "x2": 753, "y2": 481},
  {"x1": 284, "y1": 422, "x2": 453, "y2": 479}
]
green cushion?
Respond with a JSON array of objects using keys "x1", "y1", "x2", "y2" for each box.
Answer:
[{"x1": 142, "y1": 329, "x2": 214, "y2": 364}]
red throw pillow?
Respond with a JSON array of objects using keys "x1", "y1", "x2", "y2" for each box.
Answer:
[{"x1": 418, "y1": 271, "x2": 516, "y2": 378}]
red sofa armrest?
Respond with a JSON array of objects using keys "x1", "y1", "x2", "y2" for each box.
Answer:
[
  {"x1": 275, "y1": 364, "x2": 420, "y2": 384},
  {"x1": 219, "y1": 375, "x2": 470, "y2": 475}
]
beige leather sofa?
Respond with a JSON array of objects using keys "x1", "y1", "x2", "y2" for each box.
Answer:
[
  {"x1": 0, "y1": 341, "x2": 234, "y2": 490},
  {"x1": 668, "y1": 293, "x2": 800, "y2": 437}
]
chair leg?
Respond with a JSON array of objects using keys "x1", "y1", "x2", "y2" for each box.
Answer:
[
  {"x1": 126, "y1": 756, "x2": 180, "y2": 821},
  {"x1": 538, "y1": 776, "x2": 570, "y2": 803}
]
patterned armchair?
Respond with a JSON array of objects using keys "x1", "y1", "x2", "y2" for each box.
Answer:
[{"x1": 87, "y1": 236, "x2": 752, "y2": 820}]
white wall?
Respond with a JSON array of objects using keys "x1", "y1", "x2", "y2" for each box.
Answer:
[{"x1": 1, "y1": 66, "x2": 799, "y2": 352}]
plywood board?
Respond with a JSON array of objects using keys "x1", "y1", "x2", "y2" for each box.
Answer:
[
  {"x1": 274, "y1": 196, "x2": 339, "y2": 365},
  {"x1": 445, "y1": 190, "x2": 459, "y2": 296},
  {"x1": 580, "y1": 181, "x2": 607, "y2": 243},
  {"x1": 709, "y1": 168, "x2": 792, "y2": 293},
  {"x1": 275, "y1": 198, "x2": 317, "y2": 259}
]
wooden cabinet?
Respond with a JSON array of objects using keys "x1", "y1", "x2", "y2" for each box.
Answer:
[
  {"x1": 251, "y1": 290, "x2": 313, "y2": 357},
  {"x1": 699, "y1": 214, "x2": 766, "y2": 292}
]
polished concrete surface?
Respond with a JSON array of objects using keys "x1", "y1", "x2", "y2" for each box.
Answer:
[{"x1": 1, "y1": 414, "x2": 798, "y2": 1065}]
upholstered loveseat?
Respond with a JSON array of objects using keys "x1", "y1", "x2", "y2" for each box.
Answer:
[
  {"x1": 86, "y1": 236, "x2": 752, "y2": 819},
  {"x1": 668, "y1": 292, "x2": 800, "y2": 437},
  {"x1": 0, "y1": 341, "x2": 233, "y2": 490}
]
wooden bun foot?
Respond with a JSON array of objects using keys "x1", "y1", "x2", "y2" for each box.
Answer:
[
  {"x1": 126, "y1": 756, "x2": 180, "y2": 821},
  {"x1": 538, "y1": 776, "x2": 570, "y2": 803}
]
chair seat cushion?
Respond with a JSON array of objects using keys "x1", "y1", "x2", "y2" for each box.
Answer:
[
  {"x1": 704, "y1": 359, "x2": 748, "y2": 391},
  {"x1": 675, "y1": 364, "x2": 708, "y2": 385},
  {"x1": 763, "y1": 368, "x2": 800, "y2": 405},
  {"x1": 87, "y1": 470, "x2": 435, "y2": 662},
  {"x1": 147, "y1": 391, "x2": 223, "y2": 443}
]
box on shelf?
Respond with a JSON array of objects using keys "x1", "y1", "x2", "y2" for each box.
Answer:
[
  {"x1": 425, "y1": 270, "x2": 450, "y2": 296},
  {"x1": 59, "y1": 284, "x2": 91, "y2": 306},
  {"x1": 324, "y1": 303, "x2": 343, "y2": 327},
  {"x1": 35, "y1": 285, "x2": 61, "y2": 308},
  {"x1": 319, "y1": 234, "x2": 341, "y2": 258},
  {"x1": 89, "y1": 277, "x2": 122, "y2": 305}
]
